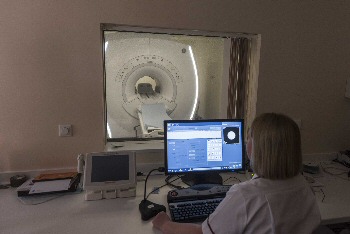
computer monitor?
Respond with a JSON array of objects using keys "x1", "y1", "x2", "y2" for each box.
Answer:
[
  {"x1": 164, "y1": 119, "x2": 245, "y2": 186},
  {"x1": 83, "y1": 151, "x2": 136, "y2": 200}
]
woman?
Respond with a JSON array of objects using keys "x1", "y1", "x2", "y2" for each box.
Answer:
[{"x1": 152, "y1": 113, "x2": 321, "y2": 234}]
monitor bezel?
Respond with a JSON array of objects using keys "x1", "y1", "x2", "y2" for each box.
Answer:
[
  {"x1": 164, "y1": 119, "x2": 246, "y2": 176},
  {"x1": 83, "y1": 151, "x2": 136, "y2": 191}
]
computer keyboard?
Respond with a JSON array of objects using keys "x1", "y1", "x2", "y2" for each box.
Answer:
[
  {"x1": 167, "y1": 184, "x2": 231, "y2": 223},
  {"x1": 168, "y1": 197, "x2": 224, "y2": 223}
]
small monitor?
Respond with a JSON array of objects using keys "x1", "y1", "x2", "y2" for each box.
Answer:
[
  {"x1": 164, "y1": 119, "x2": 245, "y2": 186},
  {"x1": 83, "y1": 151, "x2": 136, "y2": 192}
]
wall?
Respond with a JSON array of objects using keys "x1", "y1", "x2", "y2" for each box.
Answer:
[{"x1": 1, "y1": 0, "x2": 350, "y2": 173}]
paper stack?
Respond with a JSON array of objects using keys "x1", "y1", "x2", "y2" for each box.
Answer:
[{"x1": 17, "y1": 172, "x2": 80, "y2": 197}]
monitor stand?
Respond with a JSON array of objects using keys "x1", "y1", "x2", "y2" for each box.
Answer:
[{"x1": 181, "y1": 172, "x2": 223, "y2": 187}]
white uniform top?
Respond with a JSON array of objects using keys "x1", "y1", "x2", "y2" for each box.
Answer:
[{"x1": 202, "y1": 174, "x2": 321, "y2": 234}]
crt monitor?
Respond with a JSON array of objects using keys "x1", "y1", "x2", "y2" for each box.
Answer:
[
  {"x1": 164, "y1": 119, "x2": 245, "y2": 186},
  {"x1": 83, "y1": 151, "x2": 136, "y2": 192}
]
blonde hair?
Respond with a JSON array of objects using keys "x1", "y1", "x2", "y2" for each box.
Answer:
[{"x1": 250, "y1": 113, "x2": 302, "y2": 180}]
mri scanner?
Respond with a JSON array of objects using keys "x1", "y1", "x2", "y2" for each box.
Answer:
[{"x1": 105, "y1": 34, "x2": 199, "y2": 138}]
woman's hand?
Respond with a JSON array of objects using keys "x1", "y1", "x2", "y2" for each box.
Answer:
[
  {"x1": 152, "y1": 211, "x2": 203, "y2": 234},
  {"x1": 152, "y1": 211, "x2": 171, "y2": 231}
]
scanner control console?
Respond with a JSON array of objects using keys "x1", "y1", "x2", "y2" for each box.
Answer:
[{"x1": 167, "y1": 184, "x2": 231, "y2": 203}]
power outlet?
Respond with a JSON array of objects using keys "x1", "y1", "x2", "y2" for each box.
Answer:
[{"x1": 59, "y1": 124, "x2": 72, "y2": 137}]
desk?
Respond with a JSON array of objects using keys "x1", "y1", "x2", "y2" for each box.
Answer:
[
  {"x1": 309, "y1": 161, "x2": 350, "y2": 225},
  {"x1": 1, "y1": 165, "x2": 350, "y2": 234},
  {"x1": 0, "y1": 173, "x2": 247, "y2": 234},
  {"x1": 1, "y1": 175, "x2": 169, "y2": 234}
]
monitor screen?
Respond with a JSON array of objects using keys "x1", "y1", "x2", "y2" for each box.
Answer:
[
  {"x1": 164, "y1": 119, "x2": 245, "y2": 185},
  {"x1": 91, "y1": 155, "x2": 129, "y2": 182},
  {"x1": 83, "y1": 151, "x2": 136, "y2": 191}
]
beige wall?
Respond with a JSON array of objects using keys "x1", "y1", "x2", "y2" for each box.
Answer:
[{"x1": 1, "y1": 0, "x2": 350, "y2": 172}]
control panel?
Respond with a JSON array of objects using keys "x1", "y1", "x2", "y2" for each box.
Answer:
[{"x1": 167, "y1": 184, "x2": 231, "y2": 203}]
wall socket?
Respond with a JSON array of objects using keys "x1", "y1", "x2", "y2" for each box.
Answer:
[{"x1": 59, "y1": 124, "x2": 72, "y2": 137}]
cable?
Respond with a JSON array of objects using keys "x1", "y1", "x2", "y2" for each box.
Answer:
[
  {"x1": 0, "y1": 184, "x2": 10, "y2": 189},
  {"x1": 146, "y1": 182, "x2": 167, "y2": 200},
  {"x1": 333, "y1": 158, "x2": 350, "y2": 168},
  {"x1": 143, "y1": 167, "x2": 165, "y2": 201},
  {"x1": 320, "y1": 161, "x2": 350, "y2": 181},
  {"x1": 223, "y1": 176, "x2": 241, "y2": 184},
  {"x1": 139, "y1": 167, "x2": 166, "y2": 221},
  {"x1": 18, "y1": 194, "x2": 66, "y2": 205},
  {"x1": 165, "y1": 175, "x2": 183, "y2": 189},
  {"x1": 145, "y1": 175, "x2": 182, "y2": 200}
]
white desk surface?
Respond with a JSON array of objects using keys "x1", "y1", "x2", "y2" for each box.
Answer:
[
  {"x1": 309, "y1": 161, "x2": 350, "y2": 225},
  {"x1": 1, "y1": 163, "x2": 350, "y2": 234},
  {"x1": 1, "y1": 175, "x2": 170, "y2": 234}
]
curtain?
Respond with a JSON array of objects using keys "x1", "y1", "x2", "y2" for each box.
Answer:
[{"x1": 227, "y1": 37, "x2": 251, "y2": 119}]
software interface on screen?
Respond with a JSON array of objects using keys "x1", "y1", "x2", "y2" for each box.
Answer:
[{"x1": 165, "y1": 121, "x2": 244, "y2": 173}]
